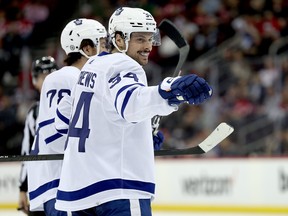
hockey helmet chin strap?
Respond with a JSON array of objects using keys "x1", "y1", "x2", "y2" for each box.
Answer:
[
  {"x1": 112, "y1": 36, "x2": 129, "y2": 53},
  {"x1": 79, "y1": 42, "x2": 101, "y2": 58},
  {"x1": 79, "y1": 49, "x2": 91, "y2": 59}
]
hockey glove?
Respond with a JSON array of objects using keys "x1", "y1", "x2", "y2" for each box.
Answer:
[
  {"x1": 158, "y1": 74, "x2": 212, "y2": 105},
  {"x1": 153, "y1": 131, "x2": 164, "y2": 151}
]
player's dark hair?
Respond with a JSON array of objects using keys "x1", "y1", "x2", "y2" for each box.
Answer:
[
  {"x1": 64, "y1": 39, "x2": 95, "y2": 66},
  {"x1": 109, "y1": 31, "x2": 125, "y2": 52}
]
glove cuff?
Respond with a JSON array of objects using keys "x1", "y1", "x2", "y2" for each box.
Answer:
[{"x1": 158, "y1": 76, "x2": 180, "y2": 99}]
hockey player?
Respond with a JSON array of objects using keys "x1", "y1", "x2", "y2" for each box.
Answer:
[
  {"x1": 55, "y1": 7, "x2": 212, "y2": 215},
  {"x1": 18, "y1": 56, "x2": 57, "y2": 216},
  {"x1": 27, "y1": 18, "x2": 107, "y2": 216}
]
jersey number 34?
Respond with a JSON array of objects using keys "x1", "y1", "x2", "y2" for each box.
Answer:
[{"x1": 68, "y1": 91, "x2": 93, "y2": 152}]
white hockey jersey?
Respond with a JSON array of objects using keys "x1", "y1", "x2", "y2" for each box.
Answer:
[
  {"x1": 55, "y1": 52, "x2": 177, "y2": 211},
  {"x1": 27, "y1": 66, "x2": 81, "y2": 211}
]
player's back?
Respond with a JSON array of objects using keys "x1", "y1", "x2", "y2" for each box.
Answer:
[{"x1": 28, "y1": 66, "x2": 81, "y2": 211}]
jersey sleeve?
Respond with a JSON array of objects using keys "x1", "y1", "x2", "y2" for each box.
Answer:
[
  {"x1": 107, "y1": 59, "x2": 177, "y2": 123},
  {"x1": 55, "y1": 94, "x2": 73, "y2": 135}
]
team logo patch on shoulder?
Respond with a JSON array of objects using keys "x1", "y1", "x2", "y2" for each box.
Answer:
[{"x1": 74, "y1": 19, "x2": 83, "y2": 25}]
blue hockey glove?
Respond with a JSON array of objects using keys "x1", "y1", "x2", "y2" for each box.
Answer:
[
  {"x1": 153, "y1": 131, "x2": 164, "y2": 151},
  {"x1": 158, "y1": 74, "x2": 212, "y2": 105}
]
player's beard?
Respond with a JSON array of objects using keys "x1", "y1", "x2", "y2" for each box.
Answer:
[{"x1": 128, "y1": 50, "x2": 150, "y2": 66}]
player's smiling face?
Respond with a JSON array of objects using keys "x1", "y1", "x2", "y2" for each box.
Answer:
[{"x1": 126, "y1": 32, "x2": 153, "y2": 66}]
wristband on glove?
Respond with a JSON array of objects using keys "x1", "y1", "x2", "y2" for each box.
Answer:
[
  {"x1": 158, "y1": 76, "x2": 185, "y2": 106},
  {"x1": 158, "y1": 75, "x2": 212, "y2": 105}
]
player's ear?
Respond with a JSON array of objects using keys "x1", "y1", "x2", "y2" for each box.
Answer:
[
  {"x1": 82, "y1": 45, "x2": 95, "y2": 56},
  {"x1": 115, "y1": 33, "x2": 125, "y2": 50}
]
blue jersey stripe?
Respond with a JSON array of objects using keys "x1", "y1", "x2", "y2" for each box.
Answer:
[
  {"x1": 114, "y1": 84, "x2": 137, "y2": 114},
  {"x1": 56, "y1": 109, "x2": 70, "y2": 125},
  {"x1": 29, "y1": 179, "x2": 60, "y2": 200},
  {"x1": 98, "y1": 51, "x2": 110, "y2": 56},
  {"x1": 57, "y1": 178, "x2": 155, "y2": 201},
  {"x1": 38, "y1": 118, "x2": 54, "y2": 128},
  {"x1": 56, "y1": 128, "x2": 68, "y2": 134},
  {"x1": 121, "y1": 87, "x2": 137, "y2": 119},
  {"x1": 114, "y1": 83, "x2": 144, "y2": 116},
  {"x1": 45, "y1": 133, "x2": 63, "y2": 144}
]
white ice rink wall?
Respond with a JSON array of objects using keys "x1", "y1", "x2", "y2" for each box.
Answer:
[
  {"x1": 0, "y1": 158, "x2": 288, "y2": 215},
  {"x1": 152, "y1": 157, "x2": 288, "y2": 215}
]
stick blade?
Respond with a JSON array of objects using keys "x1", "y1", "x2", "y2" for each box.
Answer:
[
  {"x1": 158, "y1": 19, "x2": 188, "y2": 48},
  {"x1": 199, "y1": 122, "x2": 234, "y2": 152}
]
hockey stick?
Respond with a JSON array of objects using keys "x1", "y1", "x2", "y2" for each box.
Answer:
[
  {"x1": 154, "y1": 122, "x2": 234, "y2": 156},
  {"x1": 158, "y1": 19, "x2": 190, "y2": 77},
  {"x1": 0, "y1": 123, "x2": 234, "y2": 162},
  {"x1": 152, "y1": 18, "x2": 190, "y2": 135}
]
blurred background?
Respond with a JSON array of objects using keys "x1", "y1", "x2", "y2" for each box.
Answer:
[
  {"x1": 0, "y1": 0, "x2": 288, "y2": 157},
  {"x1": 0, "y1": 0, "x2": 288, "y2": 215}
]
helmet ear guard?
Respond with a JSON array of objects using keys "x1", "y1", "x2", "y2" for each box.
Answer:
[
  {"x1": 60, "y1": 18, "x2": 107, "y2": 55},
  {"x1": 108, "y1": 7, "x2": 160, "y2": 52}
]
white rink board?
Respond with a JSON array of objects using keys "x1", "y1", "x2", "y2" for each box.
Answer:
[
  {"x1": 152, "y1": 157, "x2": 288, "y2": 214},
  {"x1": 1, "y1": 158, "x2": 288, "y2": 214},
  {"x1": 0, "y1": 162, "x2": 21, "y2": 204}
]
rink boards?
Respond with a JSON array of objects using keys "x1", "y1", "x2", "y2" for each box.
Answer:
[{"x1": 0, "y1": 157, "x2": 288, "y2": 214}]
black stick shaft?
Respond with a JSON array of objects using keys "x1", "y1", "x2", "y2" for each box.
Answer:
[
  {"x1": 0, "y1": 147, "x2": 205, "y2": 162},
  {"x1": 152, "y1": 19, "x2": 190, "y2": 135}
]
